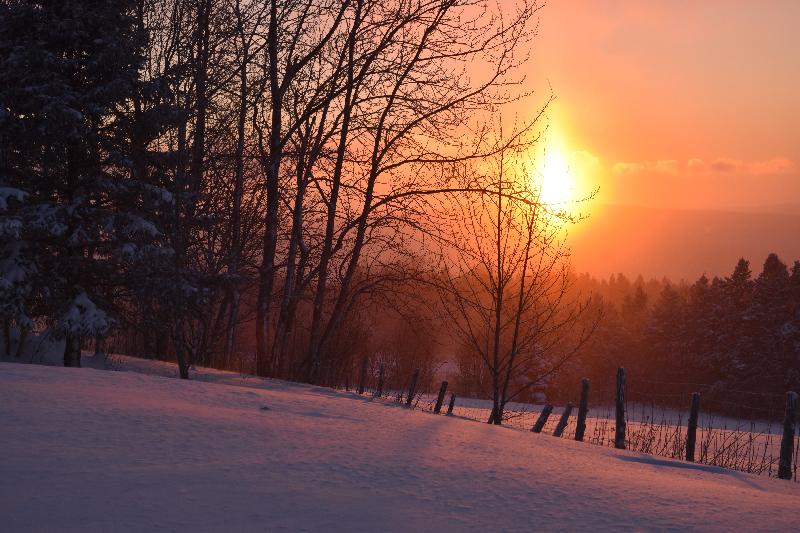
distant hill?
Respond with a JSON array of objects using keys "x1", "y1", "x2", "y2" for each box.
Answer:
[{"x1": 569, "y1": 204, "x2": 800, "y2": 280}]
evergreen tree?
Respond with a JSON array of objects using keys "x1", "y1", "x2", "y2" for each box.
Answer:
[
  {"x1": 684, "y1": 274, "x2": 720, "y2": 383},
  {"x1": 621, "y1": 283, "x2": 649, "y2": 344},
  {"x1": 621, "y1": 284, "x2": 648, "y2": 321},
  {"x1": 786, "y1": 262, "x2": 800, "y2": 389},
  {"x1": 647, "y1": 283, "x2": 687, "y2": 385},
  {"x1": 750, "y1": 253, "x2": 792, "y2": 389},
  {"x1": 712, "y1": 258, "x2": 755, "y2": 385},
  {"x1": 0, "y1": 0, "x2": 167, "y2": 366}
]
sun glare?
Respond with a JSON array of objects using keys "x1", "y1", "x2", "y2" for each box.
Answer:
[{"x1": 536, "y1": 148, "x2": 575, "y2": 207}]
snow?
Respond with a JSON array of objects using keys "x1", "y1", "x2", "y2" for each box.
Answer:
[
  {"x1": 1, "y1": 358, "x2": 799, "y2": 532},
  {"x1": 0, "y1": 217, "x2": 23, "y2": 238},
  {"x1": 1, "y1": 328, "x2": 64, "y2": 362},
  {"x1": 0, "y1": 186, "x2": 27, "y2": 210},
  {"x1": 408, "y1": 389, "x2": 792, "y2": 481},
  {"x1": 120, "y1": 214, "x2": 161, "y2": 237},
  {"x1": 57, "y1": 291, "x2": 112, "y2": 336}
]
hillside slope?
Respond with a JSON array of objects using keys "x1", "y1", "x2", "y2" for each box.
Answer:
[{"x1": 1, "y1": 361, "x2": 798, "y2": 532}]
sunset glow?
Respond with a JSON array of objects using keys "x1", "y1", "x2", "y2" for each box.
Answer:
[
  {"x1": 4, "y1": 2, "x2": 800, "y2": 530},
  {"x1": 536, "y1": 148, "x2": 574, "y2": 207},
  {"x1": 528, "y1": 0, "x2": 800, "y2": 278}
]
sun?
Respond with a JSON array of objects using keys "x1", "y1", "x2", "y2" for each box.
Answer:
[{"x1": 536, "y1": 148, "x2": 575, "y2": 206}]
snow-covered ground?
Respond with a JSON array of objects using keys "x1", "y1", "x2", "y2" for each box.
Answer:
[
  {"x1": 413, "y1": 391, "x2": 790, "y2": 478},
  {"x1": 2, "y1": 358, "x2": 799, "y2": 532}
]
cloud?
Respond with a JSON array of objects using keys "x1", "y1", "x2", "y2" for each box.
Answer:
[
  {"x1": 613, "y1": 159, "x2": 684, "y2": 176},
  {"x1": 751, "y1": 157, "x2": 795, "y2": 175},
  {"x1": 655, "y1": 160, "x2": 680, "y2": 174},
  {"x1": 708, "y1": 157, "x2": 795, "y2": 175},
  {"x1": 613, "y1": 162, "x2": 645, "y2": 176},
  {"x1": 710, "y1": 158, "x2": 742, "y2": 173},
  {"x1": 611, "y1": 157, "x2": 796, "y2": 177},
  {"x1": 687, "y1": 158, "x2": 707, "y2": 172}
]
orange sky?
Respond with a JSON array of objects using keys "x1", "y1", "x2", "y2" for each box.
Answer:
[{"x1": 524, "y1": 0, "x2": 800, "y2": 279}]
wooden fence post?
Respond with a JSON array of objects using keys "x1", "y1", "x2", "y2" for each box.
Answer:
[
  {"x1": 686, "y1": 392, "x2": 701, "y2": 462},
  {"x1": 575, "y1": 378, "x2": 590, "y2": 442},
  {"x1": 374, "y1": 362, "x2": 385, "y2": 398},
  {"x1": 531, "y1": 404, "x2": 554, "y2": 433},
  {"x1": 615, "y1": 367, "x2": 626, "y2": 449},
  {"x1": 405, "y1": 368, "x2": 420, "y2": 406},
  {"x1": 434, "y1": 381, "x2": 448, "y2": 414},
  {"x1": 446, "y1": 393, "x2": 456, "y2": 415},
  {"x1": 778, "y1": 391, "x2": 797, "y2": 480},
  {"x1": 553, "y1": 403, "x2": 574, "y2": 437},
  {"x1": 357, "y1": 356, "x2": 368, "y2": 395}
]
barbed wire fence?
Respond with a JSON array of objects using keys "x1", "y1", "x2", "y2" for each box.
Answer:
[{"x1": 334, "y1": 359, "x2": 800, "y2": 483}]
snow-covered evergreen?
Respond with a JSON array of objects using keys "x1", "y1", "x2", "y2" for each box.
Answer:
[{"x1": 0, "y1": 0, "x2": 170, "y2": 365}]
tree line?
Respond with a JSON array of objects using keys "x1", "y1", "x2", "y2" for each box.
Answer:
[{"x1": 549, "y1": 254, "x2": 800, "y2": 415}]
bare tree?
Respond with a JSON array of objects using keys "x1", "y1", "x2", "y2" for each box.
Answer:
[
  {"x1": 298, "y1": 0, "x2": 544, "y2": 384},
  {"x1": 437, "y1": 136, "x2": 598, "y2": 424},
  {"x1": 87, "y1": 0, "x2": 556, "y2": 388},
  {"x1": 250, "y1": 0, "x2": 351, "y2": 376}
]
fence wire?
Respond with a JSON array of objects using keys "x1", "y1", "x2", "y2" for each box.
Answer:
[{"x1": 334, "y1": 370, "x2": 799, "y2": 483}]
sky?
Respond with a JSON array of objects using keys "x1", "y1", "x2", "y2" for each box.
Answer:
[{"x1": 523, "y1": 0, "x2": 800, "y2": 279}]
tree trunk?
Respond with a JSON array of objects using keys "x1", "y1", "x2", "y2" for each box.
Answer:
[
  {"x1": 173, "y1": 112, "x2": 190, "y2": 381},
  {"x1": 174, "y1": 321, "x2": 190, "y2": 380},
  {"x1": 94, "y1": 336, "x2": 104, "y2": 357},
  {"x1": 2, "y1": 319, "x2": 10, "y2": 357},
  {"x1": 189, "y1": 0, "x2": 210, "y2": 199},
  {"x1": 225, "y1": 1, "x2": 248, "y2": 364},
  {"x1": 255, "y1": 0, "x2": 283, "y2": 377},
  {"x1": 274, "y1": 141, "x2": 309, "y2": 376},
  {"x1": 15, "y1": 326, "x2": 27, "y2": 358},
  {"x1": 63, "y1": 334, "x2": 81, "y2": 367},
  {"x1": 306, "y1": 13, "x2": 359, "y2": 382},
  {"x1": 487, "y1": 402, "x2": 503, "y2": 425}
]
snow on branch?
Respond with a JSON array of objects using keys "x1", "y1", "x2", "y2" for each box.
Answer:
[
  {"x1": 0, "y1": 187, "x2": 28, "y2": 210},
  {"x1": 57, "y1": 291, "x2": 112, "y2": 337}
]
